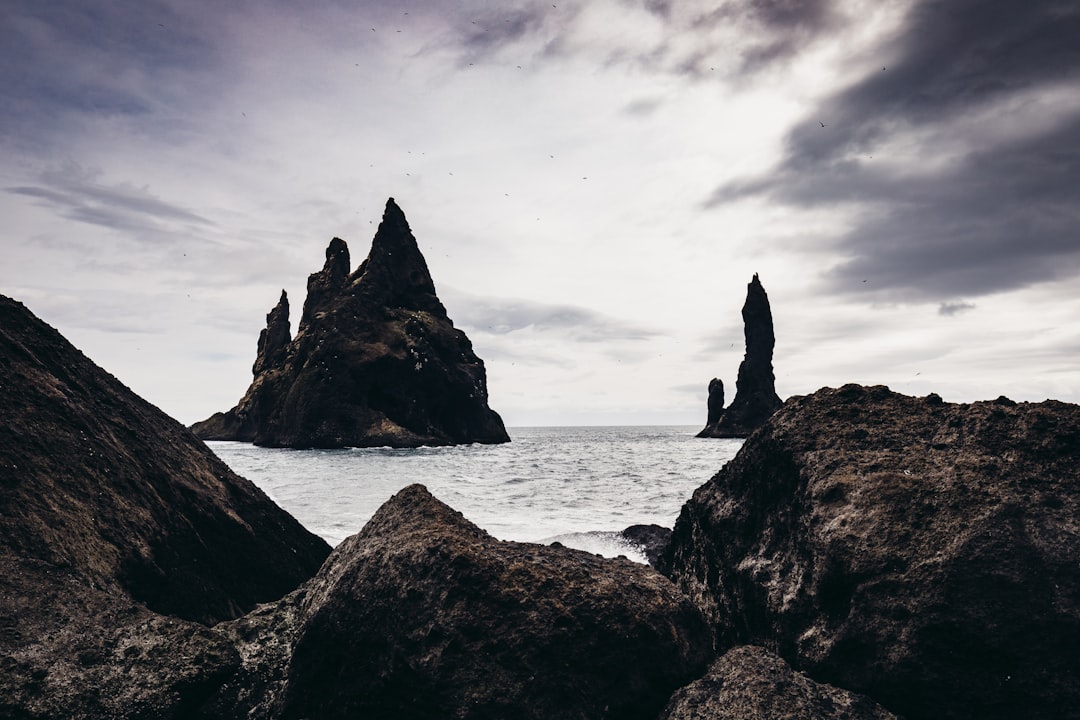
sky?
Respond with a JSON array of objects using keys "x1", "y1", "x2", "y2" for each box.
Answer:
[{"x1": 3, "y1": 0, "x2": 1079, "y2": 427}]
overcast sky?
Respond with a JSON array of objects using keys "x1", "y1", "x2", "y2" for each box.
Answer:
[{"x1": 3, "y1": 0, "x2": 1079, "y2": 427}]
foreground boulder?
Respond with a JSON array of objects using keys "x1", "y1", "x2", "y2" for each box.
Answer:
[
  {"x1": 192, "y1": 198, "x2": 509, "y2": 448},
  {"x1": 268, "y1": 484, "x2": 713, "y2": 720},
  {"x1": 664, "y1": 384, "x2": 1080, "y2": 720},
  {"x1": 659, "y1": 645, "x2": 897, "y2": 720},
  {"x1": 0, "y1": 294, "x2": 331, "y2": 716},
  {"x1": 697, "y1": 274, "x2": 782, "y2": 438},
  {"x1": 0, "y1": 294, "x2": 330, "y2": 622}
]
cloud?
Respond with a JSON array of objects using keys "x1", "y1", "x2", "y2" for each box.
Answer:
[
  {"x1": 7, "y1": 164, "x2": 213, "y2": 236},
  {"x1": 0, "y1": 0, "x2": 221, "y2": 144},
  {"x1": 706, "y1": 0, "x2": 1080, "y2": 304},
  {"x1": 938, "y1": 301, "x2": 975, "y2": 317},
  {"x1": 446, "y1": 291, "x2": 662, "y2": 343}
]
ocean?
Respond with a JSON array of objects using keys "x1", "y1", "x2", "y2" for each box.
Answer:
[{"x1": 207, "y1": 426, "x2": 742, "y2": 564}]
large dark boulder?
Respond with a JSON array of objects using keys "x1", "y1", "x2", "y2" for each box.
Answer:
[
  {"x1": 697, "y1": 274, "x2": 782, "y2": 438},
  {"x1": 664, "y1": 384, "x2": 1080, "y2": 720},
  {"x1": 191, "y1": 198, "x2": 509, "y2": 449},
  {"x1": 0, "y1": 294, "x2": 330, "y2": 623},
  {"x1": 0, "y1": 294, "x2": 331, "y2": 717},
  {"x1": 273, "y1": 484, "x2": 713, "y2": 720},
  {"x1": 659, "y1": 645, "x2": 898, "y2": 720}
]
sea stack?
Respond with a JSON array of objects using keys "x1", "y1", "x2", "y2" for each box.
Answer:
[
  {"x1": 192, "y1": 198, "x2": 510, "y2": 448},
  {"x1": 697, "y1": 273, "x2": 782, "y2": 438}
]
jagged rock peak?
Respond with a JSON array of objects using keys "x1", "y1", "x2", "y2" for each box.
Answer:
[
  {"x1": 349, "y1": 197, "x2": 442, "y2": 315},
  {"x1": 697, "y1": 273, "x2": 782, "y2": 438},
  {"x1": 301, "y1": 237, "x2": 351, "y2": 327},
  {"x1": 252, "y1": 289, "x2": 291, "y2": 376}
]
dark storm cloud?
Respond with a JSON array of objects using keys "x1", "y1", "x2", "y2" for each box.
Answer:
[
  {"x1": 707, "y1": 0, "x2": 1080, "y2": 303},
  {"x1": 0, "y1": 0, "x2": 220, "y2": 144}
]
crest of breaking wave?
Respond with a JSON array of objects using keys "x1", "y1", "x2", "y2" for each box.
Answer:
[{"x1": 207, "y1": 426, "x2": 741, "y2": 563}]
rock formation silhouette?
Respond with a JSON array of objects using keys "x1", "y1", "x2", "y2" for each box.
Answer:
[
  {"x1": 697, "y1": 273, "x2": 782, "y2": 438},
  {"x1": 191, "y1": 197, "x2": 509, "y2": 448}
]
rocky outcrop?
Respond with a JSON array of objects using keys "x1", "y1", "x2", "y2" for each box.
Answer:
[
  {"x1": 621, "y1": 523, "x2": 672, "y2": 567},
  {"x1": 0, "y1": 294, "x2": 331, "y2": 716},
  {"x1": 659, "y1": 645, "x2": 898, "y2": 720},
  {"x1": 266, "y1": 484, "x2": 713, "y2": 720},
  {"x1": 665, "y1": 384, "x2": 1080, "y2": 720},
  {"x1": 192, "y1": 198, "x2": 510, "y2": 449},
  {"x1": 697, "y1": 274, "x2": 782, "y2": 438}
]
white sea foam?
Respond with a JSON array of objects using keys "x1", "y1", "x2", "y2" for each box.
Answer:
[{"x1": 207, "y1": 426, "x2": 742, "y2": 561}]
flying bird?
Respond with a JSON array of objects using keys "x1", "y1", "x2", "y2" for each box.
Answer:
[{"x1": 819, "y1": 121, "x2": 826, "y2": 127}]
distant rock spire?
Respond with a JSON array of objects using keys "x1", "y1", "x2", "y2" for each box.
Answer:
[
  {"x1": 697, "y1": 273, "x2": 783, "y2": 438},
  {"x1": 253, "y1": 290, "x2": 292, "y2": 376},
  {"x1": 704, "y1": 377, "x2": 725, "y2": 426}
]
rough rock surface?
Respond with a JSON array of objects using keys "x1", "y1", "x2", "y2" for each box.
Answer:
[
  {"x1": 659, "y1": 645, "x2": 898, "y2": 720},
  {"x1": 0, "y1": 294, "x2": 331, "y2": 717},
  {"x1": 191, "y1": 198, "x2": 509, "y2": 448},
  {"x1": 621, "y1": 523, "x2": 672, "y2": 567},
  {"x1": 664, "y1": 384, "x2": 1080, "y2": 720},
  {"x1": 274, "y1": 484, "x2": 713, "y2": 720},
  {"x1": 697, "y1": 274, "x2": 782, "y2": 438}
]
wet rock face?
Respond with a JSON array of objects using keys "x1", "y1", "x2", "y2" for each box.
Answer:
[
  {"x1": 192, "y1": 197, "x2": 510, "y2": 449},
  {"x1": 621, "y1": 523, "x2": 672, "y2": 567},
  {"x1": 697, "y1": 274, "x2": 782, "y2": 438},
  {"x1": 276, "y1": 484, "x2": 713, "y2": 720},
  {"x1": 665, "y1": 384, "x2": 1080, "y2": 720},
  {"x1": 659, "y1": 645, "x2": 898, "y2": 720}
]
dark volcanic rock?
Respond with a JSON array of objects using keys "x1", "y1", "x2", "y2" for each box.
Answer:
[
  {"x1": 275, "y1": 484, "x2": 713, "y2": 720},
  {"x1": 704, "y1": 377, "x2": 725, "y2": 426},
  {"x1": 659, "y1": 645, "x2": 898, "y2": 720},
  {"x1": 664, "y1": 384, "x2": 1080, "y2": 720},
  {"x1": 621, "y1": 523, "x2": 672, "y2": 567},
  {"x1": 697, "y1": 274, "x2": 782, "y2": 438},
  {"x1": 253, "y1": 289, "x2": 292, "y2": 376},
  {"x1": 192, "y1": 197, "x2": 510, "y2": 449},
  {"x1": 0, "y1": 294, "x2": 331, "y2": 717}
]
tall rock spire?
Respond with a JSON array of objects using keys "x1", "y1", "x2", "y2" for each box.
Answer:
[
  {"x1": 252, "y1": 289, "x2": 291, "y2": 376},
  {"x1": 697, "y1": 274, "x2": 783, "y2": 438},
  {"x1": 301, "y1": 237, "x2": 350, "y2": 328},
  {"x1": 192, "y1": 198, "x2": 509, "y2": 449}
]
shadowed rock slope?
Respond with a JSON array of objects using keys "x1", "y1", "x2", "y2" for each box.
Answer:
[
  {"x1": 223, "y1": 484, "x2": 714, "y2": 720},
  {"x1": 664, "y1": 384, "x2": 1080, "y2": 720},
  {"x1": 0, "y1": 294, "x2": 331, "y2": 717},
  {"x1": 192, "y1": 198, "x2": 509, "y2": 448},
  {"x1": 697, "y1": 274, "x2": 782, "y2": 438}
]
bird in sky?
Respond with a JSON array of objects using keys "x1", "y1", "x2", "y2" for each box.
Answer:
[{"x1": 819, "y1": 121, "x2": 826, "y2": 127}]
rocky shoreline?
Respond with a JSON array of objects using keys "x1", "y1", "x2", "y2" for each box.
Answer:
[{"x1": 3, "y1": 294, "x2": 1079, "y2": 718}]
